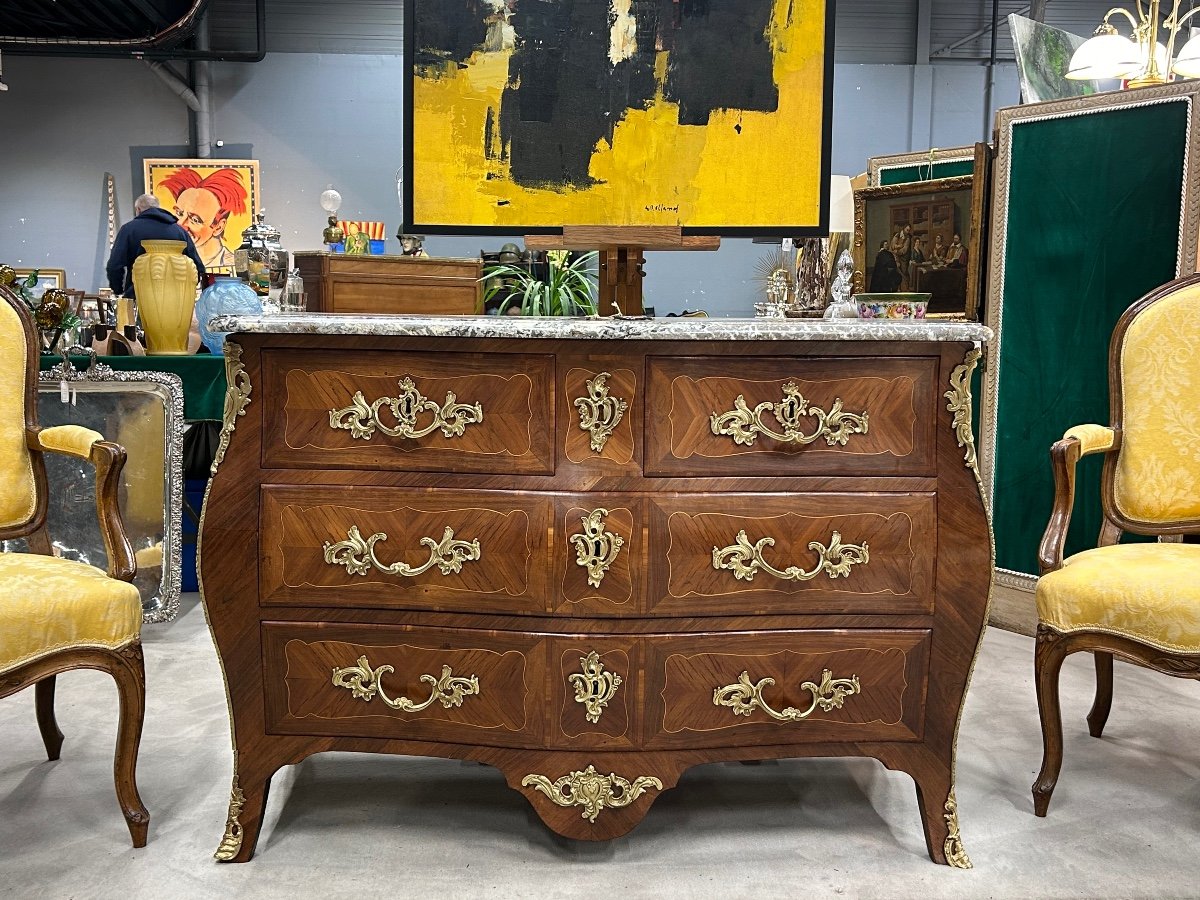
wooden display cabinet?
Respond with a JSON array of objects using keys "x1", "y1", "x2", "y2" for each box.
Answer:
[{"x1": 294, "y1": 251, "x2": 483, "y2": 316}]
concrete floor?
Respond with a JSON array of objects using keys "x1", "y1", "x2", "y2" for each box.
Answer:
[{"x1": 2, "y1": 595, "x2": 1199, "y2": 900}]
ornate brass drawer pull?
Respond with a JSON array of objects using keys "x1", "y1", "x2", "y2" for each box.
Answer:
[
  {"x1": 712, "y1": 530, "x2": 868, "y2": 582},
  {"x1": 710, "y1": 381, "x2": 868, "y2": 447},
  {"x1": 324, "y1": 525, "x2": 481, "y2": 578},
  {"x1": 575, "y1": 372, "x2": 628, "y2": 453},
  {"x1": 569, "y1": 508, "x2": 625, "y2": 588},
  {"x1": 713, "y1": 668, "x2": 861, "y2": 722},
  {"x1": 332, "y1": 656, "x2": 480, "y2": 712},
  {"x1": 329, "y1": 376, "x2": 483, "y2": 442},
  {"x1": 522, "y1": 765, "x2": 663, "y2": 823},
  {"x1": 569, "y1": 651, "x2": 623, "y2": 723}
]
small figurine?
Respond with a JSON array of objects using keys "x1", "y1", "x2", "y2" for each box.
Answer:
[
  {"x1": 322, "y1": 215, "x2": 344, "y2": 246},
  {"x1": 398, "y1": 233, "x2": 428, "y2": 257},
  {"x1": 824, "y1": 250, "x2": 860, "y2": 319}
]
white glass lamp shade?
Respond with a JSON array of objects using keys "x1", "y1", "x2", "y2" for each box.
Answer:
[
  {"x1": 1173, "y1": 34, "x2": 1200, "y2": 79},
  {"x1": 828, "y1": 175, "x2": 855, "y2": 235},
  {"x1": 319, "y1": 187, "x2": 343, "y2": 215},
  {"x1": 1066, "y1": 33, "x2": 1141, "y2": 80}
]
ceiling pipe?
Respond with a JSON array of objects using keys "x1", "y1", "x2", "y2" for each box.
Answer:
[
  {"x1": 0, "y1": 0, "x2": 266, "y2": 63},
  {"x1": 145, "y1": 60, "x2": 200, "y2": 111},
  {"x1": 984, "y1": 0, "x2": 1001, "y2": 137},
  {"x1": 193, "y1": 13, "x2": 213, "y2": 158}
]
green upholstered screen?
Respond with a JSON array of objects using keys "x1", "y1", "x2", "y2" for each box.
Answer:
[
  {"x1": 879, "y1": 159, "x2": 974, "y2": 186},
  {"x1": 868, "y1": 147, "x2": 978, "y2": 187},
  {"x1": 984, "y1": 88, "x2": 1199, "y2": 586}
]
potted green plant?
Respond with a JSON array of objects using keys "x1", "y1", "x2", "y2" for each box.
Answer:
[{"x1": 482, "y1": 250, "x2": 599, "y2": 316}]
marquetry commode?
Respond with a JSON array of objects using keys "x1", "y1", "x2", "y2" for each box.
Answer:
[{"x1": 198, "y1": 314, "x2": 993, "y2": 866}]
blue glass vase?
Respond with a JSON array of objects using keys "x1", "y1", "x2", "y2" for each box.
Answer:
[{"x1": 196, "y1": 276, "x2": 261, "y2": 355}]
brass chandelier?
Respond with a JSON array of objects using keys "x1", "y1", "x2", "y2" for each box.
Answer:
[{"x1": 1066, "y1": 0, "x2": 1200, "y2": 87}]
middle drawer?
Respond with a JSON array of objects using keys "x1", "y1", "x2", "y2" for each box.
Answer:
[{"x1": 262, "y1": 487, "x2": 936, "y2": 617}]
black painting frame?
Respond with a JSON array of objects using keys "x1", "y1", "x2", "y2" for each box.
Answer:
[{"x1": 402, "y1": 0, "x2": 837, "y2": 237}]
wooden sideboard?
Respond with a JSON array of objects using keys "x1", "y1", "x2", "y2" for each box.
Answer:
[
  {"x1": 199, "y1": 316, "x2": 992, "y2": 866},
  {"x1": 294, "y1": 252, "x2": 482, "y2": 315}
]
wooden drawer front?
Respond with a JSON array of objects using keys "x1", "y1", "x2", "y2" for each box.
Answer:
[
  {"x1": 260, "y1": 487, "x2": 551, "y2": 614},
  {"x1": 648, "y1": 494, "x2": 936, "y2": 616},
  {"x1": 548, "y1": 638, "x2": 640, "y2": 750},
  {"x1": 329, "y1": 278, "x2": 480, "y2": 316},
  {"x1": 645, "y1": 356, "x2": 937, "y2": 476},
  {"x1": 261, "y1": 350, "x2": 555, "y2": 474},
  {"x1": 644, "y1": 630, "x2": 929, "y2": 749},
  {"x1": 264, "y1": 624, "x2": 543, "y2": 747},
  {"x1": 553, "y1": 498, "x2": 644, "y2": 616}
]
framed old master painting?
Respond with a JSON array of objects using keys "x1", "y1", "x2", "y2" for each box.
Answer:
[
  {"x1": 404, "y1": 0, "x2": 835, "y2": 236},
  {"x1": 852, "y1": 169, "x2": 986, "y2": 320},
  {"x1": 143, "y1": 158, "x2": 260, "y2": 274}
]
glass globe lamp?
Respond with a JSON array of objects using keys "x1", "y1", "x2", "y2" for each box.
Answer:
[
  {"x1": 1173, "y1": 33, "x2": 1200, "y2": 78},
  {"x1": 1066, "y1": 30, "x2": 1141, "y2": 80},
  {"x1": 320, "y1": 186, "x2": 344, "y2": 247}
]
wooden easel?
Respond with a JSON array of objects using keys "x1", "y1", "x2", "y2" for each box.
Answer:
[{"x1": 524, "y1": 226, "x2": 720, "y2": 316}]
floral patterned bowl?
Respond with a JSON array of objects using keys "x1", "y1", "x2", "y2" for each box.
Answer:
[{"x1": 854, "y1": 293, "x2": 930, "y2": 320}]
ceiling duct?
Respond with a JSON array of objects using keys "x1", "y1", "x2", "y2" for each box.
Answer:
[{"x1": 0, "y1": 0, "x2": 265, "y2": 62}]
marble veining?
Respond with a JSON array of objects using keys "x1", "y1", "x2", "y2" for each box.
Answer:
[{"x1": 209, "y1": 314, "x2": 993, "y2": 343}]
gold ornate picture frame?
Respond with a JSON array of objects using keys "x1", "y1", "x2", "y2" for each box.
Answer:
[
  {"x1": 852, "y1": 169, "x2": 986, "y2": 320},
  {"x1": 13, "y1": 268, "x2": 67, "y2": 295}
]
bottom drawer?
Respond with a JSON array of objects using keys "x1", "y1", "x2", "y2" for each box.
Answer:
[
  {"x1": 263, "y1": 623, "x2": 545, "y2": 747},
  {"x1": 643, "y1": 630, "x2": 930, "y2": 749},
  {"x1": 263, "y1": 624, "x2": 930, "y2": 753}
]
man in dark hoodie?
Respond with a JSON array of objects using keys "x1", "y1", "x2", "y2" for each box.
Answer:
[{"x1": 106, "y1": 193, "x2": 206, "y2": 298}]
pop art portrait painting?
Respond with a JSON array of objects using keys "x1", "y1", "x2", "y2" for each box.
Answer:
[{"x1": 144, "y1": 159, "x2": 260, "y2": 272}]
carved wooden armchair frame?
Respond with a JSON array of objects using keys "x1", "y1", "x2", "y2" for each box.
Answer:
[
  {"x1": 1032, "y1": 272, "x2": 1200, "y2": 817},
  {"x1": 0, "y1": 282, "x2": 148, "y2": 847}
]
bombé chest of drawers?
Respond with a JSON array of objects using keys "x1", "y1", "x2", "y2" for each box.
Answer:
[{"x1": 199, "y1": 314, "x2": 993, "y2": 867}]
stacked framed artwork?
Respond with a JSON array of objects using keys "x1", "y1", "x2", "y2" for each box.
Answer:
[
  {"x1": 852, "y1": 144, "x2": 991, "y2": 320},
  {"x1": 403, "y1": 0, "x2": 835, "y2": 236}
]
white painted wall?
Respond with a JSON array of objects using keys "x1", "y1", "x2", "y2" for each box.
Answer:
[{"x1": 0, "y1": 54, "x2": 1018, "y2": 317}]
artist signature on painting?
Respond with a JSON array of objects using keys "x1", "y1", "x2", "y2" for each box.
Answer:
[{"x1": 645, "y1": 204, "x2": 680, "y2": 213}]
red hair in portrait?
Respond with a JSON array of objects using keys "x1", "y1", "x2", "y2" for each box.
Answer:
[{"x1": 159, "y1": 167, "x2": 249, "y2": 225}]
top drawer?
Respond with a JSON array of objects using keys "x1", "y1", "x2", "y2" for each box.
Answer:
[
  {"x1": 261, "y1": 350, "x2": 555, "y2": 474},
  {"x1": 645, "y1": 356, "x2": 938, "y2": 477}
]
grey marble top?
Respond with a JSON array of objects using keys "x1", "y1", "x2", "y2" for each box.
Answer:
[{"x1": 210, "y1": 313, "x2": 993, "y2": 343}]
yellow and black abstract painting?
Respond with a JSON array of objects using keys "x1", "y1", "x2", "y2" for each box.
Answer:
[{"x1": 405, "y1": 0, "x2": 834, "y2": 234}]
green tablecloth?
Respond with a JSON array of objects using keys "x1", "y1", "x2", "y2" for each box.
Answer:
[{"x1": 40, "y1": 354, "x2": 227, "y2": 421}]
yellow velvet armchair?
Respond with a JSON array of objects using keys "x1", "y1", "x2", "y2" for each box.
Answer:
[
  {"x1": 0, "y1": 278, "x2": 148, "y2": 847},
  {"x1": 1033, "y1": 273, "x2": 1200, "y2": 817}
]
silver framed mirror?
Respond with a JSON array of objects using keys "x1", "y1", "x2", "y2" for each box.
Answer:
[{"x1": 9, "y1": 349, "x2": 185, "y2": 624}]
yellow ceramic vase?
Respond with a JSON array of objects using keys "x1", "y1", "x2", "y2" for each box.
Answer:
[{"x1": 131, "y1": 239, "x2": 197, "y2": 355}]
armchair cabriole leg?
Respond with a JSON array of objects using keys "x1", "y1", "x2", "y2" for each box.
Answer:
[
  {"x1": 35, "y1": 676, "x2": 64, "y2": 760},
  {"x1": 110, "y1": 646, "x2": 149, "y2": 847},
  {"x1": 1033, "y1": 627, "x2": 1068, "y2": 817},
  {"x1": 1087, "y1": 651, "x2": 1114, "y2": 738}
]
